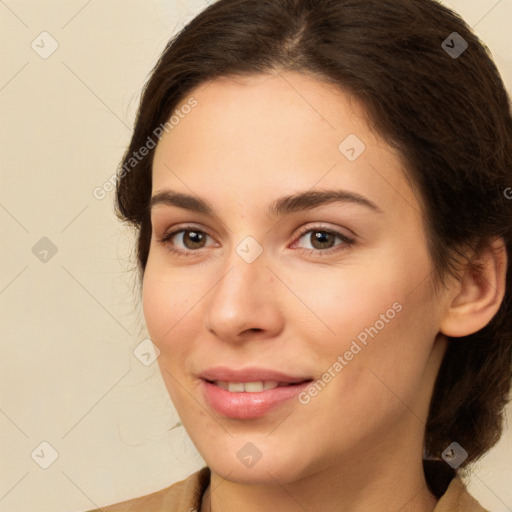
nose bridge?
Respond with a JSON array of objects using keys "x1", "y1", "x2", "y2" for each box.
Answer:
[
  {"x1": 215, "y1": 232, "x2": 268, "y2": 296},
  {"x1": 205, "y1": 239, "x2": 282, "y2": 340},
  {"x1": 211, "y1": 243, "x2": 269, "y2": 313}
]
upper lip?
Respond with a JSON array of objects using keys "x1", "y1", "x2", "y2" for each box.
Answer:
[{"x1": 200, "y1": 366, "x2": 312, "y2": 384}]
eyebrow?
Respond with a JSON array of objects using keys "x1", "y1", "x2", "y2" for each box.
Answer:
[{"x1": 150, "y1": 189, "x2": 383, "y2": 216}]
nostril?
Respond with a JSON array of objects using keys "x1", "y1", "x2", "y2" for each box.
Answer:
[{"x1": 242, "y1": 328, "x2": 263, "y2": 334}]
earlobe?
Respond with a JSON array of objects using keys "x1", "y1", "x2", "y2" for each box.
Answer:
[{"x1": 440, "y1": 237, "x2": 508, "y2": 338}]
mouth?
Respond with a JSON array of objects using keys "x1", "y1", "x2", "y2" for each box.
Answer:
[
  {"x1": 200, "y1": 376, "x2": 314, "y2": 419},
  {"x1": 205, "y1": 379, "x2": 311, "y2": 392}
]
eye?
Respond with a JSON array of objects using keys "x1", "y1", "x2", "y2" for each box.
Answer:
[
  {"x1": 292, "y1": 226, "x2": 355, "y2": 254},
  {"x1": 158, "y1": 225, "x2": 217, "y2": 256},
  {"x1": 157, "y1": 224, "x2": 356, "y2": 258}
]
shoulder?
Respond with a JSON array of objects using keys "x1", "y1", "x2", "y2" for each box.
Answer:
[
  {"x1": 85, "y1": 466, "x2": 210, "y2": 512},
  {"x1": 434, "y1": 477, "x2": 489, "y2": 512}
]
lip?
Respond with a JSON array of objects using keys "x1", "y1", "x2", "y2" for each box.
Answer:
[
  {"x1": 199, "y1": 366, "x2": 313, "y2": 419},
  {"x1": 199, "y1": 366, "x2": 311, "y2": 384}
]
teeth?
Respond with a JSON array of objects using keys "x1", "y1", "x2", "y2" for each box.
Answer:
[
  {"x1": 214, "y1": 381, "x2": 280, "y2": 392},
  {"x1": 228, "y1": 382, "x2": 245, "y2": 392},
  {"x1": 245, "y1": 382, "x2": 264, "y2": 392}
]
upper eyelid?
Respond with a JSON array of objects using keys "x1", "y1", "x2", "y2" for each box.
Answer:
[
  {"x1": 294, "y1": 223, "x2": 354, "y2": 238},
  {"x1": 159, "y1": 225, "x2": 218, "y2": 244},
  {"x1": 159, "y1": 222, "x2": 214, "y2": 237},
  {"x1": 160, "y1": 223, "x2": 346, "y2": 237},
  {"x1": 160, "y1": 224, "x2": 354, "y2": 247}
]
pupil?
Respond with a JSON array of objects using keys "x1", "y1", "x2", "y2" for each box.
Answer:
[
  {"x1": 312, "y1": 231, "x2": 334, "y2": 249},
  {"x1": 186, "y1": 231, "x2": 205, "y2": 248}
]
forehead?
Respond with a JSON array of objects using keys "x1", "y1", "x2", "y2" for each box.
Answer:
[
  {"x1": 151, "y1": 71, "x2": 419, "y2": 218},
  {"x1": 161, "y1": 71, "x2": 375, "y2": 157}
]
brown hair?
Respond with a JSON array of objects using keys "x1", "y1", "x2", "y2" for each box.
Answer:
[{"x1": 116, "y1": 0, "x2": 512, "y2": 495}]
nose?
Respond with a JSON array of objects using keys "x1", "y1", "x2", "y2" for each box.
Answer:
[{"x1": 204, "y1": 249, "x2": 284, "y2": 343}]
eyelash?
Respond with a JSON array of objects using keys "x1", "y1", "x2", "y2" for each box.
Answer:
[
  {"x1": 157, "y1": 224, "x2": 356, "y2": 258},
  {"x1": 292, "y1": 225, "x2": 356, "y2": 255},
  {"x1": 158, "y1": 225, "x2": 216, "y2": 258}
]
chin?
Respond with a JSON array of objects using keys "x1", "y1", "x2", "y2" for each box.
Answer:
[
  {"x1": 209, "y1": 458, "x2": 301, "y2": 485},
  {"x1": 196, "y1": 437, "x2": 316, "y2": 485}
]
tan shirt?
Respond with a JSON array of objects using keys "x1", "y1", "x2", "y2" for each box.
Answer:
[{"x1": 90, "y1": 466, "x2": 489, "y2": 511}]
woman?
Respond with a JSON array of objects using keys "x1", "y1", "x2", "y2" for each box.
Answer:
[{"x1": 90, "y1": 0, "x2": 512, "y2": 510}]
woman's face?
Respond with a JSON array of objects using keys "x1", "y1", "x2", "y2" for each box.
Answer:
[{"x1": 143, "y1": 71, "x2": 451, "y2": 484}]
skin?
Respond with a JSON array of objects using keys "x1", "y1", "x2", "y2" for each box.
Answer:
[{"x1": 142, "y1": 70, "x2": 506, "y2": 512}]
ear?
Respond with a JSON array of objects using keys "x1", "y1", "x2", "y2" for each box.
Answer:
[{"x1": 440, "y1": 237, "x2": 508, "y2": 337}]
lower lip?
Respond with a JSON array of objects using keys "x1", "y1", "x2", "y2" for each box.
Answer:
[{"x1": 201, "y1": 380, "x2": 312, "y2": 419}]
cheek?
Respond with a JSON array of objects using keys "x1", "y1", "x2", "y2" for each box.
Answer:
[
  {"x1": 142, "y1": 262, "x2": 201, "y2": 342},
  {"x1": 286, "y1": 257, "x2": 413, "y2": 352},
  {"x1": 290, "y1": 246, "x2": 438, "y2": 398},
  {"x1": 142, "y1": 266, "x2": 201, "y2": 403},
  {"x1": 142, "y1": 275, "x2": 169, "y2": 341},
  {"x1": 363, "y1": 279, "x2": 441, "y2": 396}
]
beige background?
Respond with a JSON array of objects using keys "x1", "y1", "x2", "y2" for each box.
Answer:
[{"x1": 1, "y1": 0, "x2": 511, "y2": 511}]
